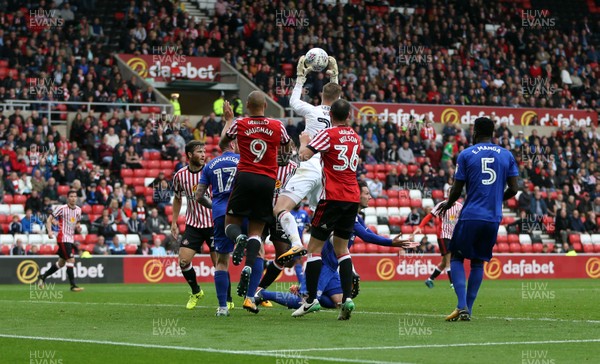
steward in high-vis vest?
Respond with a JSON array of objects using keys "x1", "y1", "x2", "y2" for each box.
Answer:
[{"x1": 170, "y1": 93, "x2": 181, "y2": 115}]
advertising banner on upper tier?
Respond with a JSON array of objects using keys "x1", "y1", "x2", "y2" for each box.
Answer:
[
  {"x1": 118, "y1": 54, "x2": 219, "y2": 82},
  {"x1": 352, "y1": 102, "x2": 597, "y2": 127}
]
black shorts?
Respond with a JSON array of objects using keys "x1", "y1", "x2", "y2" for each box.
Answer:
[
  {"x1": 57, "y1": 242, "x2": 75, "y2": 260},
  {"x1": 439, "y1": 238, "x2": 450, "y2": 256},
  {"x1": 311, "y1": 200, "x2": 359, "y2": 241},
  {"x1": 262, "y1": 220, "x2": 291, "y2": 244},
  {"x1": 227, "y1": 172, "x2": 275, "y2": 224},
  {"x1": 180, "y1": 225, "x2": 214, "y2": 253}
]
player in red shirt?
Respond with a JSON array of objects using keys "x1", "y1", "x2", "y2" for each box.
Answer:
[
  {"x1": 218, "y1": 92, "x2": 291, "y2": 311},
  {"x1": 37, "y1": 190, "x2": 84, "y2": 292},
  {"x1": 293, "y1": 99, "x2": 361, "y2": 320}
]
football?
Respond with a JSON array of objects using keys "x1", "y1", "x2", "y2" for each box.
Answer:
[{"x1": 304, "y1": 48, "x2": 329, "y2": 72}]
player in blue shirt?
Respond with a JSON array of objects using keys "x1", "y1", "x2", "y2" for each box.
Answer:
[
  {"x1": 196, "y1": 141, "x2": 240, "y2": 317},
  {"x1": 290, "y1": 205, "x2": 311, "y2": 241},
  {"x1": 438, "y1": 117, "x2": 519, "y2": 321},
  {"x1": 256, "y1": 181, "x2": 413, "y2": 310}
]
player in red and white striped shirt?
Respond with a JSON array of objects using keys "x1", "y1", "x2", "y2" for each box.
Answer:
[
  {"x1": 171, "y1": 140, "x2": 214, "y2": 310},
  {"x1": 37, "y1": 190, "x2": 84, "y2": 292},
  {"x1": 415, "y1": 200, "x2": 463, "y2": 289}
]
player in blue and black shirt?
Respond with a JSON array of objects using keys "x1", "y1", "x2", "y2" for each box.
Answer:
[
  {"x1": 196, "y1": 141, "x2": 240, "y2": 317},
  {"x1": 438, "y1": 117, "x2": 519, "y2": 321}
]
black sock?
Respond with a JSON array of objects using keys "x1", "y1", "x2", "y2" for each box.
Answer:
[
  {"x1": 225, "y1": 224, "x2": 242, "y2": 242},
  {"x1": 429, "y1": 267, "x2": 442, "y2": 281},
  {"x1": 181, "y1": 264, "x2": 200, "y2": 294},
  {"x1": 227, "y1": 272, "x2": 232, "y2": 302},
  {"x1": 258, "y1": 261, "x2": 283, "y2": 289},
  {"x1": 244, "y1": 238, "x2": 261, "y2": 267},
  {"x1": 305, "y1": 259, "x2": 322, "y2": 303},
  {"x1": 41, "y1": 263, "x2": 60, "y2": 279},
  {"x1": 448, "y1": 270, "x2": 453, "y2": 284},
  {"x1": 339, "y1": 257, "x2": 353, "y2": 302},
  {"x1": 66, "y1": 265, "x2": 76, "y2": 287}
]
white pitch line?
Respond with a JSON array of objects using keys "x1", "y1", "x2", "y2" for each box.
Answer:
[
  {"x1": 252, "y1": 338, "x2": 600, "y2": 354},
  {"x1": 2, "y1": 299, "x2": 599, "y2": 325},
  {"x1": 0, "y1": 334, "x2": 409, "y2": 364}
]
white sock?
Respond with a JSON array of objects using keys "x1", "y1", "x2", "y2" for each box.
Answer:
[{"x1": 278, "y1": 211, "x2": 303, "y2": 248}]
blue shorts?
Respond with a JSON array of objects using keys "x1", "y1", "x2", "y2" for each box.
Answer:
[
  {"x1": 317, "y1": 265, "x2": 343, "y2": 298},
  {"x1": 213, "y1": 215, "x2": 234, "y2": 254},
  {"x1": 449, "y1": 220, "x2": 499, "y2": 262}
]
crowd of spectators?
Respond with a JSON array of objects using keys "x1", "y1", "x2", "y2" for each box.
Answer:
[{"x1": 2, "y1": 0, "x2": 600, "y2": 255}]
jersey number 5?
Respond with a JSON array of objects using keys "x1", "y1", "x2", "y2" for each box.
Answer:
[
  {"x1": 481, "y1": 157, "x2": 497, "y2": 185},
  {"x1": 334, "y1": 145, "x2": 359, "y2": 172}
]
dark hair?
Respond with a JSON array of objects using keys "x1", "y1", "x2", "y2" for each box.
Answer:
[
  {"x1": 330, "y1": 99, "x2": 351, "y2": 124},
  {"x1": 185, "y1": 141, "x2": 205, "y2": 158},
  {"x1": 474, "y1": 117, "x2": 495, "y2": 139},
  {"x1": 358, "y1": 180, "x2": 368, "y2": 190},
  {"x1": 67, "y1": 189, "x2": 77, "y2": 197}
]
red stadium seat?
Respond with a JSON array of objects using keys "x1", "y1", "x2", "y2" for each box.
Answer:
[
  {"x1": 569, "y1": 234, "x2": 581, "y2": 244},
  {"x1": 378, "y1": 245, "x2": 391, "y2": 253},
  {"x1": 124, "y1": 178, "x2": 134, "y2": 186},
  {"x1": 572, "y1": 242, "x2": 583, "y2": 252},
  {"x1": 386, "y1": 190, "x2": 399, "y2": 199},
  {"x1": 3, "y1": 195, "x2": 13, "y2": 204},
  {"x1": 389, "y1": 216, "x2": 402, "y2": 226},
  {"x1": 407, "y1": 164, "x2": 418, "y2": 176},
  {"x1": 367, "y1": 225, "x2": 378, "y2": 234},
  {"x1": 165, "y1": 206, "x2": 173, "y2": 216},
  {"x1": 264, "y1": 244, "x2": 275, "y2": 256},
  {"x1": 532, "y1": 244, "x2": 544, "y2": 253},
  {"x1": 86, "y1": 234, "x2": 99, "y2": 245},
  {"x1": 126, "y1": 244, "x2": 138, "y2": 255},
  {"x1": 401, "y1": 225, "x2": 413, "y2": 234},
  {"x1": 14, "y1": 195, "x2": 27, "y2": 205},
  {"x1": 432, "y1": 190, "x2": 444, "y2": 200},
  {"x1": 374, "y1": 198, "x2": 387, "y2": 207},
  {"x1": 133, "y1": 178, "x2": 145, "y2": 186},
  {"x1": 145, "y1": 196, "x2": 154, "y2": 205},
  {"x1": 387, "y1": 198, "x2": 399, "y2": 207},
  {"x1": 353, "y1": 243, "x2": 366, "y2": 253},
  {"x1": 121, "y1": 169, "x2": 133, "y2": 178},
  {"x1": 1, "y1": 245, "x2": 9, "y2": 255},
  {"x1": 92, "y1": 205, "x2": 104, "y2": 215},
  {"x1": 583, "y1": 244, "x2": 595, "y2": 253},
  {"x1": 133, "y1": 169, "x2": 146, "y2": 178},
  {"x1": 493, "y1": 244, "x2": 499, "y2": 253},
  {"x1": 506, "y1": 198, "x2": 517, "y2": 209},
  {"x1": 177, "y1": 215, "x2": 185, "y2": 224},
  {"x1": 366, "y1": 172, "x2": 375, "y2": 180},
  {"x1": 117, "y1": 224, "x2": 128, "y2": 234},
  {"x1": 496, "y1": 235, "x2": 508, "y2": 244},
  {"x1": 399, "y1": 198, "x2": 411, "y2": 207},
  {"x1": 81, "y1": 205, "x2": 92, "y2": 214},
  {"x1": 160, "y1": 161, "x2": 173, "y2": 169},
  {"x1": 145, "y1": 187, "x2": 154, "y2": 197},
  {"x1": 521, "y1": 244, "x2": 533, "y2": 253},
  {"x1": 424, "y1": 226, "x2": 437, "y2": 235},
  {"x1": 497, "y1": 243, "x2": 510, "y2": 253},
  {"x1": 74, "y1": 234, "x2": 85, "y2": 243},
  {"x1": 410, "y1": 199, "x2": 422, "y2": 208},
  {"x1": 376, "y1": 172, "x2": 387, "y2": 181},
  {"x1": 365, "y1": 244, "x2": 379, "y2": 253},
  {"x1": 508, "y1": 234, "x2": 519, "y2": 244},
  {"x1": 147, "y1": 161, "x2": 161, "y2": 169},
  {"x1": 365, "y1": 165, "x2": 375, "y2": 172},
  {"x1": 147, "y1": 169, "x2": 161, "y2": 178},
  {"x1": 502, "y1": 216, "x2": 515, "y2": 225},
  {"x1": 134, "y1": 186, "x2": 146, "y2": 195},
  {"x1": 368, "y1": 198, "x2": 376, "y2": 207},
  {"x1": 595, "y1": 244, "x2": 600, "y2": 253},
  {"x1": 509, "y1": 243, "x2": 521, "y2": 253},
  {"x1": 149, "y1": 151, "x2": 161, "y2": 160},
  {"x1": 141, "y1": 106, "x2": 150, "y2": 114}
]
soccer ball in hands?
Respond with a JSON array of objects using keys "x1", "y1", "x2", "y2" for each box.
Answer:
[{"x1": 304, "y1": 48, "x2": 329, "y2": 72}]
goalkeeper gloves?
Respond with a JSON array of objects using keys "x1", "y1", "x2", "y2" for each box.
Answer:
[
  {"x1": 296, "y1": 55, "x2": 313, "y2": 85},
  {"x1": 325, "y1": 56, "x2": 339, "y2": 84}
]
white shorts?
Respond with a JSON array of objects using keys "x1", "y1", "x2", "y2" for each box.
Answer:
[{"x1": 280, "y1": 154, "x2": 322, "y2": 209}]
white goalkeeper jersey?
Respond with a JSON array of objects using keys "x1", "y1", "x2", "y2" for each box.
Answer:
[{"x1": 290, "y1": 82, "x2": 331, "y2": 138}]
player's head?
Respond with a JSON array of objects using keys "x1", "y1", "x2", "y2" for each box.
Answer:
[
  {"x1": 358, "y1": 180, "x2": 370, "y2": 208},
  {"x1": 221, "y1": 140, "x2": 238, "y2": 154},
  {"x1": 473, "y1": 117, "x2": 495, "y2": 143},
  {"x1": 246, "y1": 91, "x2": 267, "y2": 115},
  {"x1": 67, "y1": 190, "x2": 77, "y2": 207},
  {"x1": 322, "y1": 82, "x2": 342, "y2": 105},
  {"x1": 330, "y1": 99, "x2": 351, "y2": 126},
  {"x1": 185, "y1": 140, "x2": 206, "y2": 167}
]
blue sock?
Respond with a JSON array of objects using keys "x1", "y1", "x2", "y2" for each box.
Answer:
[
  {"x1": 317, "y1": 295, "x2": 337, "y2": 309},
  {"x1": 261, "y1": 290, "x2": 302, "y2": 309},
  {"x1": 467, "y1": 261, "x2": 484, "y2": 314},
  {"x1": 247, "y1": 258, "x2": 264, "y2": 299},
  {"x1": 214, "y1": 270, "x2": 229, "y2": 308},
  {"x1": 450, "y1": 259, "x2": 467, "y2": 309},
  {"x1": 294, "y1": 263, "x2": 306, "y2": 290}
]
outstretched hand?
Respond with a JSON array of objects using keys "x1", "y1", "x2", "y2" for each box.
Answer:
[{"x1": 223, "y1": 100, "x2": 233, "y2": 122}]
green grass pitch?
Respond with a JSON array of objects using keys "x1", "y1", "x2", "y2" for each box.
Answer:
[{"x1": 2, "y1": 280, "x2": 599, "y2": 363}]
